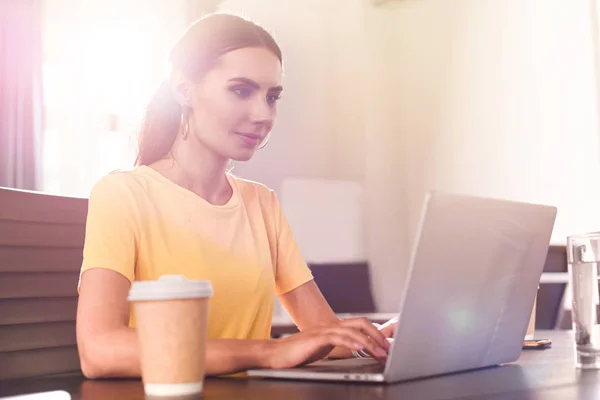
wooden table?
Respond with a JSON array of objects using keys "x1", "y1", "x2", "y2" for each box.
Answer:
[{"x1": 3, "y1": 331, "x2": 600, "y2": 399}]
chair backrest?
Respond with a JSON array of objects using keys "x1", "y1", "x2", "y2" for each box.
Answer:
[
  {"x1": 536, "y1": 245, "x2": 568, "y2": 329},
  {"x1": 0, "y1": 187, "x2": 87, "y2": 380},
  {"x1": 309, "y1": 261, "x2": 376, "y2": 313}
]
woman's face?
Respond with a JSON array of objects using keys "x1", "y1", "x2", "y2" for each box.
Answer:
[{"x1": 185, "y1": 46, "x2": 283, "y2": 162}]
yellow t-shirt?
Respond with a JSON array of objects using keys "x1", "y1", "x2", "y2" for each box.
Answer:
[{"x1": 80, "y1": 166, "x2": 313, "y2": 340}]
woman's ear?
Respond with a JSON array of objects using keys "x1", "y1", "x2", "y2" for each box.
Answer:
[{"x1": 169, "y1": 69, "x2": 193, "y2": 107}]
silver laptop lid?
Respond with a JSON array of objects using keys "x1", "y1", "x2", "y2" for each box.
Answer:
[{"x1": 385, "y1": 191, "x2": 556, "y2": 382}]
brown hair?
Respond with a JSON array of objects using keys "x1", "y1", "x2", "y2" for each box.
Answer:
[{"x1": 135, "y1": 13, "x2": 282, "y2": 166}]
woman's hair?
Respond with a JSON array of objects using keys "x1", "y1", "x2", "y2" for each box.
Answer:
[{"x1": 135, "y1": 13, "x2": 282, "y2": 166}]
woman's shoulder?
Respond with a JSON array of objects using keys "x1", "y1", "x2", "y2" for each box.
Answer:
[
  {"x1": 229, "y1": 174, "x2": 278, "y2": 205},
  {"x1": 89, "y1": 167, "x2": 148, "y2": 199}
]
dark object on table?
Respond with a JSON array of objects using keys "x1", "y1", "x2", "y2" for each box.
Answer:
[{"x1": 523, "y1": 339, "x2": 552, "y2": 350}]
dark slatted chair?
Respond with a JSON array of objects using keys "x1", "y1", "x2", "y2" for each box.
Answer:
[
  {"x1": 0, "y1": 187, "x2": 87, "y2": 380},
  {"x1": 536, "y1": 245, "x2": 569, "y2": 330}
]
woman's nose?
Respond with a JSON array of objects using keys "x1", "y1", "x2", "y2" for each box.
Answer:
[{"x1": 249, "y1": 98, "x2": 274, "y2": 123}]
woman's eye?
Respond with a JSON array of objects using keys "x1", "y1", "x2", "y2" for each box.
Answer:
[
  {"x1": 232, "y1": 87, "x2": 252, "y2": 99},
  {"x1": 267, "y1": 93, "x2": 281, "y2": 105}
]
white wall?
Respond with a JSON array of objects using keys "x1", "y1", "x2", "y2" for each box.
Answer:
[
  {"x1": 365, "y1": 0, "x2": 600, "y2": 311},
  {"x1": 219, "y1": 0, "x2": 600, "y2": 312}
]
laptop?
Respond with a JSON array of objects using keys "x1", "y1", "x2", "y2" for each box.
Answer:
[{"x1": 248, "y1": 191, "x2": 557, "y2": 383}]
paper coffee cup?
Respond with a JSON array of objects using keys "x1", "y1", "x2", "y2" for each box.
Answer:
[{"x1": 128, "y1": 275, "x2": 213, "y2": 397}]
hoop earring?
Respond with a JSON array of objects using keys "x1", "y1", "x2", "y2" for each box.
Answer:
[
  {"x1": 256, "y1": 133, "x2": 270, "y2": 150},
  {"x1": 180, "y1": 109, "x2": 190, "y2": 140}
]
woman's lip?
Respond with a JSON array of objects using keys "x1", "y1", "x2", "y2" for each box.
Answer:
[
  {"x1": 235, "y1": 132, "x2": 261, "y2": 145},
  {"x1": 235, "y1": 132, "x2": 261, "y2": 139}
]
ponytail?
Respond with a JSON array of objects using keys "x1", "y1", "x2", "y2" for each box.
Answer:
[{"x1": 135, "y1": 81, "x2": 181, "y2": 166}]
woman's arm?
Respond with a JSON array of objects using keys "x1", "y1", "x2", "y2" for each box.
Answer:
[
  {"x1": 77, "y1": 269, "x2": 390, "y2": 377},
  {"x1": 76, "y1": 268, "x2": 271, "y2": 378},
  {"x1": 277, "y1": 280, "x2": 388, "y2": 360}
]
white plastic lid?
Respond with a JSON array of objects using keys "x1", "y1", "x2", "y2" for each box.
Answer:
[{"x1": 127, "y1": 275, "x2": 213, "y2": 302}]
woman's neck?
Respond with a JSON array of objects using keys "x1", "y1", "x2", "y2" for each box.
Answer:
[{"x1": 151, "y1": 138, "x2": 233, "y2": 206}]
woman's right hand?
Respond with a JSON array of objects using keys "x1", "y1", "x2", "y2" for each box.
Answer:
[{"x1": 265, "y1": 318, "x2": 391, "y2": 370}]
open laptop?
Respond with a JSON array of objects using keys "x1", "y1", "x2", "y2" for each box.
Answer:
[{"x1": 248, "y1": 191, "x2": 557, "y2": 383}]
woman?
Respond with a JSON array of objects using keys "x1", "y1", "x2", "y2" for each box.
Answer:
[{"x1": 76, "y1": 13, "x2": 397, "y2": 378}]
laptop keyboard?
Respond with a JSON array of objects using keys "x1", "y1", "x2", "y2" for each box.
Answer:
[
  {"x1": 319, "y1": 364, "x2": 384, "y2": 373},
  {"x1": 298, "y1": 359, "x2": 384, "y2": 374}
]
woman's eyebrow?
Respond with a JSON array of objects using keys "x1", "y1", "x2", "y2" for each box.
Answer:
[{"x1": 228, "y1": 77, "x2": 283, "y2": 92}]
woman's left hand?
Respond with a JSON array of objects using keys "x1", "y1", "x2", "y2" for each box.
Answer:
[{"x1": 378, "y1": 316, "x2": 399, "y2": 339}]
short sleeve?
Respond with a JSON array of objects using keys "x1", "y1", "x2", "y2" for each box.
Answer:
[
  {"x1": 79, "y1": 174, "x2": 138, "y2": 286},
  {"x1": 271, "y1": 191, "x2": 314, "y2": 295}
]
